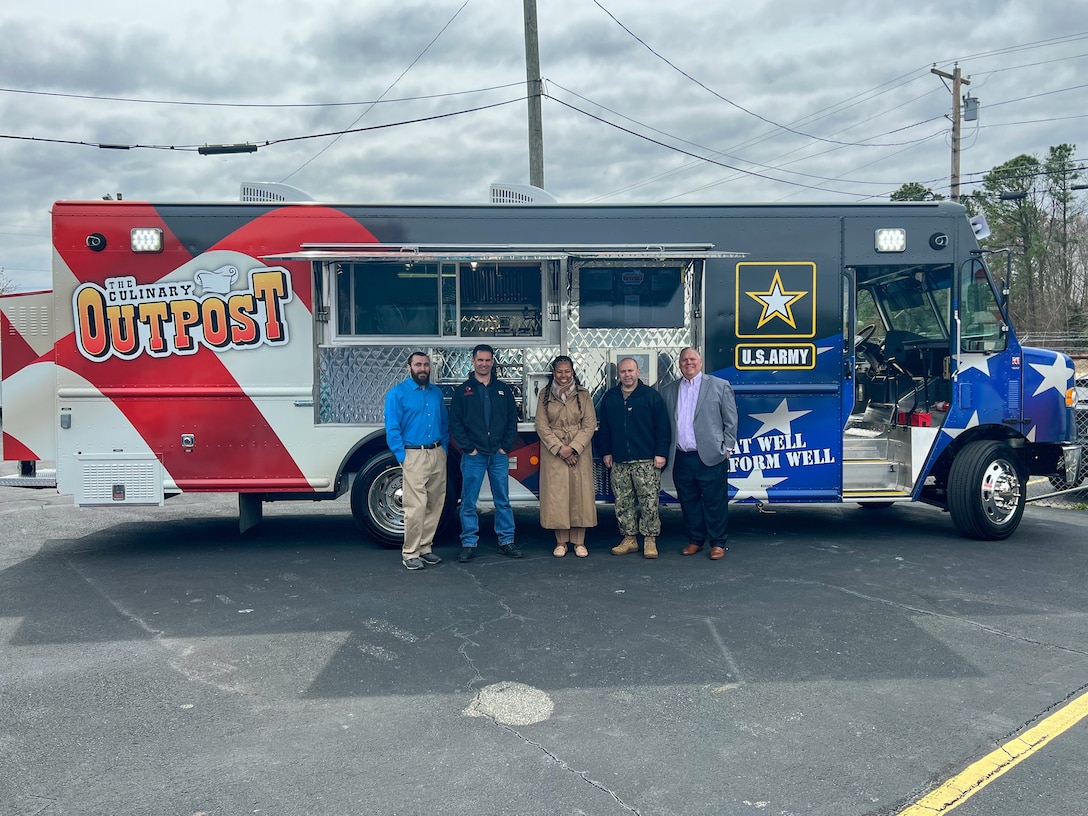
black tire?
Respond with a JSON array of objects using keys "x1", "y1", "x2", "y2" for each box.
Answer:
[
  {"x1": 947, "y1": 440, "x2": 1026, "y2": 541},
  {"x1": 349, "y1": 450, "x2": 461, "y2": 549}
]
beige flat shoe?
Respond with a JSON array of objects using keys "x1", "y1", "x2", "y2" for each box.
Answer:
[
  {"x1": 553, "y1": 543, "x2": 568, "y2": 557},
  {"x1": 574, "y1": 543, "x2": 588, "y2": 558}
]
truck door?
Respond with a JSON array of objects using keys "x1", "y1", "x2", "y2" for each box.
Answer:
[
  {"x1": 704, "y1": 247, "x2": 846, "y2": 504},
  {"x1": 953, "y1": 256, "x2": 1021, "y2": 431}
]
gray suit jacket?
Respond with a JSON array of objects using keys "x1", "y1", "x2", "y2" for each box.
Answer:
[{"x1": 660, "y1": 373, "x2": 739, "y2": 468}]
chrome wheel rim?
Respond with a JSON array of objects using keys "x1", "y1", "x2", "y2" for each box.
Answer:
[
  {"x1": 367, "y1": 466, "x2": 404, "y2": 536},
  {"x1": 980, "y1": 458, "x2": 1022, "y2": 527}
]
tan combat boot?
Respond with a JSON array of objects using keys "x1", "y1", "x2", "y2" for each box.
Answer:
[
  {"x1": 642, "y1": 536, "x2": 658, "y2": 559},
  {"x1": 611, "y1": 535, "x2": 639, "y2": 555}
]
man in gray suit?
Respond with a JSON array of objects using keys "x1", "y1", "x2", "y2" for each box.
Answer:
[{"x1": 659, "y1": 347, "x2": 739, "y2": 560}]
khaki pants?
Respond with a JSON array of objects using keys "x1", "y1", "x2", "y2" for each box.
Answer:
[{"x1": 401, "y1": 448, "x2": 447, "y2": 558}]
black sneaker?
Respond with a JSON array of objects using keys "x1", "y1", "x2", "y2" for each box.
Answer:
[
  {"x1": 402, "y1": 557, "x2": 425, "y2": 571},
  {"x1": 457, "y1": 547, "x2": 476, "y2": 563},
  {"x1": 498, "y1": 543, "x2": 524, "y2": 559},
  {"x1": 420, "y1": 552, "x2": 442, "y2": 565}
]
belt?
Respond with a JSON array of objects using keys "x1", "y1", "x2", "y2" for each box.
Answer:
[
  {"x1": 675, "y1": 448, "x2": 700, "y2": 455},
  {"x1": 405, "y1": 440, "x2": 442, "y2": 450}
]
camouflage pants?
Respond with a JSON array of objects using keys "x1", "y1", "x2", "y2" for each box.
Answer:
[{"x1": 611, "y1": 459, "x2": 662, "y2": 536}]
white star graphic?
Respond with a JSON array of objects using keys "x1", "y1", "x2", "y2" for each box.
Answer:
[
  {"x1": 746, "y1": 271, "x2": 807, "y2": 329},
  {"x1": 956, "y1": 354, "x2": 991, "y2": 376},
  {"x1": 730, "y1": 468, "x2": 788, "y2": 502},
  {"x1": 750, "y1": 398, "x2": 811, "y2": 437},
  {"x1": 1029, "y1": 354, "x2": 1073, "y2": 397},
  {"x1": 760, "y1": 281, "x2": 795, "y2": 319},
  {"x1": 941, "y1": 410, "x2": 980, "y2": 439}
]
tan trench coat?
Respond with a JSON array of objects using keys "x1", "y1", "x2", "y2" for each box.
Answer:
[{"x1": 535, "y1": 386, "x2": 598, "y2": 530}]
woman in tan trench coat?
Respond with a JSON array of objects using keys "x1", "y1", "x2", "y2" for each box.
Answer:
[{"x1": 535, "y1": 356, "x2": 598, "y2": 557}]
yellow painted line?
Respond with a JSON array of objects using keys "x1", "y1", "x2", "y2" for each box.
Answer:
[{"x1": 897, "y1": 688, "x2": 1088, "y2": 815}]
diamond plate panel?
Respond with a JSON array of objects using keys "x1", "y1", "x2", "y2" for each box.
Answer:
[{"x1": 319, "y1": 346, "x2": 407, "y2": 424}]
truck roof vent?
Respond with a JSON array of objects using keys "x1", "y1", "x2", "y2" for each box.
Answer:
[
  {"x1": 240, "y1": 182, "x2": 315, "y2": 203},
  {"x1": 489, "y1": 183, "x2": 557, "y2": 205}
]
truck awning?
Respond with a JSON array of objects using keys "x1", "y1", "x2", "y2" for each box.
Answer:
[{"x1": 263, "y1": 243, "x2": 747, "y2": 263}]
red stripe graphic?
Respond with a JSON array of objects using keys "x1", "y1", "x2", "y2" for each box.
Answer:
[
  {"x1": 1, "y1": 310, "x2": 48, "y2": 379},
  {"x1": 51, "y1": 204, "x2": 379, "y2": 490},
  {"x1": 2, "y1": 433, "x2": 39, "y2": 461}
]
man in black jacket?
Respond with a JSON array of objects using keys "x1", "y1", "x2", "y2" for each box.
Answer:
[
  {"x1": 450, "y1": 344, "x2": 522, "y2": 562},
  {"x1": 597, "y1": 356, "x2": 671, "y2": 559}
]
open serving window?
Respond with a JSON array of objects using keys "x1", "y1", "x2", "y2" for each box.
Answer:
[
  {"x1": 333, "y1": 257, "x2": 551, "y2": 340},
  {"x1": 264, "y1": 243, "x2": 746, "y2": 347}
]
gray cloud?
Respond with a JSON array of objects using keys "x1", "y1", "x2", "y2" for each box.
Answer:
[{"x1": 1, "y1": 0, "x2": 1086, "y2": 292}]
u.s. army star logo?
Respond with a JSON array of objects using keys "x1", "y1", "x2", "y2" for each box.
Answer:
[
  {"x1": 735, "y1": 261, "x2": 816, "y2": 339},
  {"x1": 747, "y1": 270, "x2": 806, "y2": 330}
]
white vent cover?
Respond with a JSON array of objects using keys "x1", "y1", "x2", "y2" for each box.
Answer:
[
  {"x1": 240, "y1": 182, "x2": 315, "y2": 203},
  {"x1": 74, "y1": 453, "x2": 165, "y2": 506},
  {"x1": 489, "y1": 183, "x2": 557, "y2": 204}
]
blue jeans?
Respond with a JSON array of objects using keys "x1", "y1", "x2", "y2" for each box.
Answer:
[{"x1": 459, "y1": 452, "x2": 515, "y2": 547}]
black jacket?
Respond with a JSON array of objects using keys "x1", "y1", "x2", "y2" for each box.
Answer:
[
  {"x1": 450, "y1": 375, "x2": 518, "y2": 456},
  {"x1": 596, "y1": 381, "x2": 671, "y2": 463}
]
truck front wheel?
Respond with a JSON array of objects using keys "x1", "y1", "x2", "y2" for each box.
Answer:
[
  {"x1": 350, "y1": 451, "x2": 460, "y2": 549},
  {"x1": 947, "y1": 440, "x2": 1025, "y2": 540}
]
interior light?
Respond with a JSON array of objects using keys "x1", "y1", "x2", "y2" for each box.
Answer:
[
  {"x1": 131, "y1": 228, "x2": 164, "y2": 253},
  {"x1": 875, "y1": 228, "x2": 907, "y2": 253}
]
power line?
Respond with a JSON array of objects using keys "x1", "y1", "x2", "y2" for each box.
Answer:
[
  {"x1": 588, "y1": 0, "x2": 936, "y2": 150},
  {"x1": 0, "y1": 81, "x2": 523, "y2": 109},
  {"x1": 548, "y1": 96, "x2": 877, "y2": 197},
  {"x1": 281, "y1": 0, "x2": 474, "y2": 181},
  {"x1": 547, "y1": 81, "x2": 942, "y2": 188},
  {"x1": 0, "y1": 97, "x2": 527, "y2": 153}
]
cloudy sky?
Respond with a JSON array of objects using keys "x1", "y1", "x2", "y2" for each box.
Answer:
[{"x1": 1, "y1": 0, "x2": 1086, "y2": 292}]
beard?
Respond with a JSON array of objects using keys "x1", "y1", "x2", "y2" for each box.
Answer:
[{"x1": 412, "y1": 370, "x2": 430, "y2": 386}]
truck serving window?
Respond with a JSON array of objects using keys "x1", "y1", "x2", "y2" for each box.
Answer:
[
  {"x1": 578, "y1": 266, "x2": 685, "y2": 329},
  {"x1": 458, "y1": 262, "x2": 543, "y2": 337},
  {"x1": 337, "y1": 261, "x2": 441, "y2": 335},
  {"x1": 335, "y1": 259, "x2": 544, "y2": 339}
]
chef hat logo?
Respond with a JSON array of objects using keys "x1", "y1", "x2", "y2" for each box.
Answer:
[{"x1": 194, "y1": 264, "x2": 240, "y2": 294}]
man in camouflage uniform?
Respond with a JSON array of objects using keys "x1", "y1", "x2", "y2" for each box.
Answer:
[{"x1": 596, "y1": 357, "x2": 672, "y2": 558}]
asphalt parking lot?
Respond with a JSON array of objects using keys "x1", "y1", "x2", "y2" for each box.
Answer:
[{"x1": 2, "y1": 484, "x2": 1087, "y2": 816}]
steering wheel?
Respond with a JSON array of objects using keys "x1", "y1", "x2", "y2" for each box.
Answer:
[{"x1": 854, "y1": 323, "x2": 877, "y2": 347}]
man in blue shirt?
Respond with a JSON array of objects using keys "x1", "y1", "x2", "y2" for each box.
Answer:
[{"x1": 385, "y1": 351, "x2": 449, "y2": 571}]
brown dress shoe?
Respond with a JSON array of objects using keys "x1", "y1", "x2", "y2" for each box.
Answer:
[
  {"x1": 709, "y1": 546, "x2": 726, "y2": 560},
  {"x1": 682, "y1": 543, "x2": 703, "y2": 556}
]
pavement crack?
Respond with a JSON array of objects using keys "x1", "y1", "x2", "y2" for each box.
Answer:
[
  {"x1": 452, "y1": 565, "x2": 529, "y2": 690},
  {"x1": 490, "y1": 719, "x2": 643, "y2": 815},
  {"x1": 64, "y1": 557, "x2": 250, "y2": 695}
]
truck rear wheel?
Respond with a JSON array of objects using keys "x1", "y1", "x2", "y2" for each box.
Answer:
[
  {"x1": 947, "y1": 440, "x2": 1025, "y2": 540},
  {"x1": 350, "y1": 450, "x2": 460, "y2": 549}
]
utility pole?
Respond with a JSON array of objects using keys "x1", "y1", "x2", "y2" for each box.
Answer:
[
  {"x1": 931, "y1": 64, "x2": 970, "y2": 202},
  {"x1": 523, "y1": 0, "x2": 545, "y2": 189}
]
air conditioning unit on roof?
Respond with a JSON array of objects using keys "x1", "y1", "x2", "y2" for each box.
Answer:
[
  {"x1": 489, "y1": 183, "x2": 557, "y2": 204},
  {"x1": 239, "y1": 182, "x2": 315, "y2": 203}
]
